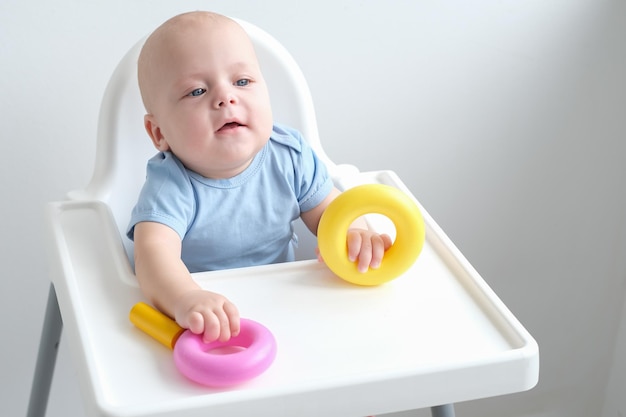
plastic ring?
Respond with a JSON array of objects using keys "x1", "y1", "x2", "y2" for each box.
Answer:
[
  {"x1": 317, "y1": 184, "x2": 425, "y2": 286},
  {"x1": 173, "y1": 318, "x2": 277, "y2": 387}
]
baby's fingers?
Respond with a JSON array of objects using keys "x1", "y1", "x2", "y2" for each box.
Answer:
[
  {"x1": 368, "y1": 235, "x2": 388, "y2": 270},
  {"x1": 224, "y1": 302, "x2": 241, "y2": 338},
  {"x1": 201, "y1": 310, "x2": 229, "y2": 343},
  {"x1": 381, "y1": 233, "x2": 393, "y2": 251},
  {"x1": 346, "y1": 230, "x2": 363, "y2": 263},
  {"x1": 183, "y1": 310, "x2": 233, "y2": 343},
  {"x1": 201, "y1": 302, "x2": 240, "y2": 343},
  {"x1": 355, "y1": 238, "x2": 374, "y2": 273},
  {"x1": 348, "y1": 231, "x2": 392, "y2": 273},
  {"x1": 186, "y1": 311, "x2": 205, "y2": 335}
]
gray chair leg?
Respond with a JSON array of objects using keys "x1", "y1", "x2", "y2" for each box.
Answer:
[
  {"x1": 431, "y1": 404, "x2": 456, "y2": 417},
  {"x1": 27, "y1": 284, "x2": 63, "y2": 417}
]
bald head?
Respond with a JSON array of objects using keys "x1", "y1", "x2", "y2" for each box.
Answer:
[{"x1": 138, "y1": 12, "x2": 256, "y2": 112}]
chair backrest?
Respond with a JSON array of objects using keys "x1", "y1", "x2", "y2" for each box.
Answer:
[{"x1": 71, "y1": 18, "x2": 337, "y2": 260}]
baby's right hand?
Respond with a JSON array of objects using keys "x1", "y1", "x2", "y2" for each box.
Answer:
[{"x1": 173, "y1": 289, "x2": 240, "y2": 343}]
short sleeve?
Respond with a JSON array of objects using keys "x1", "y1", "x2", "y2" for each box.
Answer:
[
  {"x1": 126, "y1": 152, "x2": 196, "y2": 241},
  {"x1": 271, "y1": 124, "x2": 334, "y2": 213}
]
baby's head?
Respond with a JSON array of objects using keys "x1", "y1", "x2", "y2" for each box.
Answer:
[{"x1": 138, "y1": 12, "x2": 273, "y2": 179}]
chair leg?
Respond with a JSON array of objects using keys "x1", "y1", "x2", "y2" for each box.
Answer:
[
  {"x1": 431, "y1": 404, "x2": 456, "y2": 417},
  {"x1": 27, "y1": 283, "x2": 63, "y2": 417}
]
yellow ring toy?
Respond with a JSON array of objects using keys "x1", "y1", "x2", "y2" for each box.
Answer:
[{"x1": 317, "y1": 184, "x2": 425, "y2": 286}]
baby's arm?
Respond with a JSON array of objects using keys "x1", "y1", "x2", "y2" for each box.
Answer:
[
  {"x1": 301, "y1": 187, "x2": 392, "y2": 272},
  {"x1": 133, "y1": 221, "x2": 240, "y2": 342}
]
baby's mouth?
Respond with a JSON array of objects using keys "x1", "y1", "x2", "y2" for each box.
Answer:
[{"x1": 219, "y1": 122, "x2": 243, "y2": 131}]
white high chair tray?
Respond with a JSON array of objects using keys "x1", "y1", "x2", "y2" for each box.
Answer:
[{"x1": 46, "y1": 170, "x2": 538, "y2": 417}]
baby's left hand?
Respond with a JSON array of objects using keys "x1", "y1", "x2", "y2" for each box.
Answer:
[
  {"x1": 317, "y1": 229, "x2": 393, "y2": 273},
  {"x1": 347, "y1": 229, "x2": 393, "y2": 272}
]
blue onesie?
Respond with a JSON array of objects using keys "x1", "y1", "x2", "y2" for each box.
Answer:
[{"x1": 126, "y1": 124, "x2": 333, "y2": 273}]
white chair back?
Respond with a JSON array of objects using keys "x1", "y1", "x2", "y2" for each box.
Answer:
[{"x1": 71, "y1": 19, "x2": 338, "y2": 260}]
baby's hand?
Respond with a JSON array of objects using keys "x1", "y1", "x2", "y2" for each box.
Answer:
[
  {"x1": 173, "y1": 290, "x2": 240, "y2": 343},
  {"x1": 346, "y1": 229, "x2": 393, "y2": 273}
]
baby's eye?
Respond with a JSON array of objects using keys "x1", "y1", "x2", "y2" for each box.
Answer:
[
  {"x1": 188, "y1": 88, "x2": 206, "y2": 97},
  {"x1": 235, "y1": 79, "x2": 250, "y2": 87}
]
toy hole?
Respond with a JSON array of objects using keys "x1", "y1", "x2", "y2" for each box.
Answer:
[
  {"x1": 362, "y1": 213, "x2": 397, "y2": 243},
  {"x1": 208, "y1": 346, "x2": 247, "y2": 355},
  {"x1": 201, "y1": 332, "x2": 256, "y2": 355}
]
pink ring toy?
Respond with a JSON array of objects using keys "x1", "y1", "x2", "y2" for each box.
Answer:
[{"x1": 173, "y1": 318, "x2": 277, "y2": 387}]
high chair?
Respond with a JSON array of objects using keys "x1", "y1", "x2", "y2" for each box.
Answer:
[{"x1": 29, "y1": 18, "x2": 538, "y2": 417}]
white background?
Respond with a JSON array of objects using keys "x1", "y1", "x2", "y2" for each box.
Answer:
[{"x1": 1, "y1": 1, "x2": 625, "y2": 416}]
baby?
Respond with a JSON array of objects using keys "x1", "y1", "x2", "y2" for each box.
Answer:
[{"x1": 127, "y1": 11, "x2": 391, "y2": 343}]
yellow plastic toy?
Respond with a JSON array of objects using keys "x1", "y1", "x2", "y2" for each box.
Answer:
[
  {"x1": 317, "y1": 184, "x2": 425, "y2": 286},
  {"x1": 129, "y1": 302, "x2": 185, "y2": 350}
]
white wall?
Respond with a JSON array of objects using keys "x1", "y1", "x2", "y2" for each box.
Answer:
[{"x1": 1, "y1": 1, "x2": 625, "y2": 417}]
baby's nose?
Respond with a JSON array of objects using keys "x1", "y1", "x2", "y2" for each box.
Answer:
[
  {"x1": 214, "y1": 87, "x2": 237, "y2": 108},
  {"x1": 217, "y1": 97, "x2": 236, "y2": 108}
]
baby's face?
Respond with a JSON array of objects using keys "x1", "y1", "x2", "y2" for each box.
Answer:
[{"x1": 143, "y1": 15, "x2": 273, "y2": 179}]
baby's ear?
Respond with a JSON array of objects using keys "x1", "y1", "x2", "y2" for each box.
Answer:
[{"x1": 144, "y1": 114, "x2": 170, "y2": 151}]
